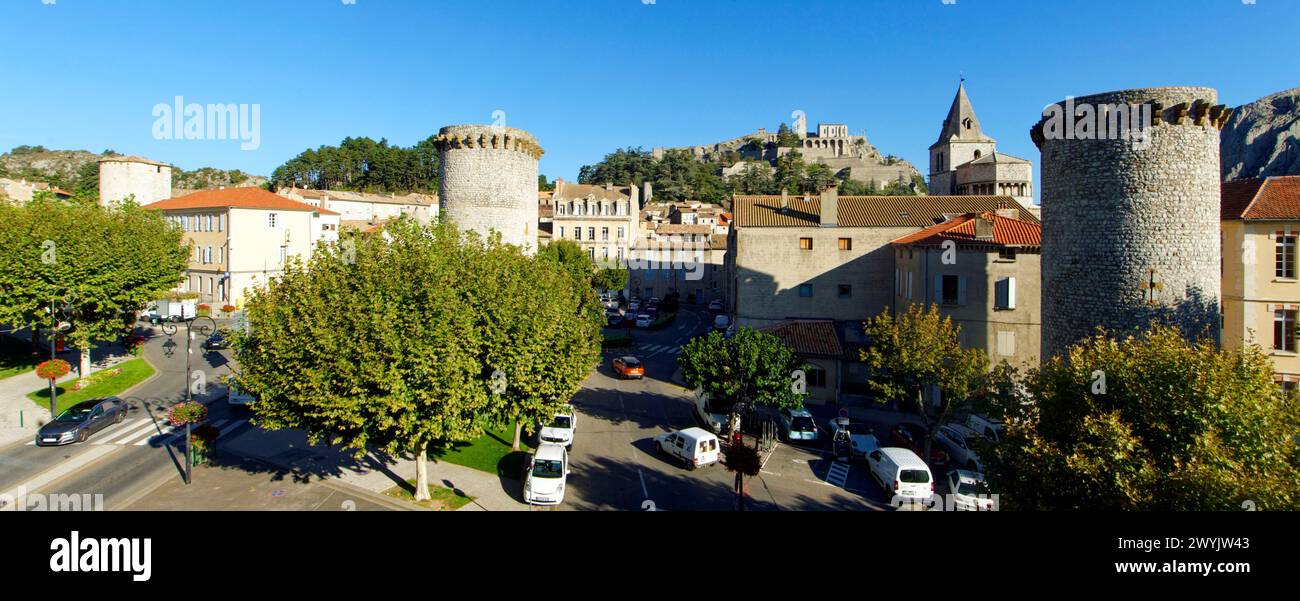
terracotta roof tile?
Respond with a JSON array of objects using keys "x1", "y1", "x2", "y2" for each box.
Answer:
[
  {"x1": 145, "y1": 188, "x2": 340, "y2": 215},
  {"x1": 890, "y1": 212, "x2": 1041, "y2": 247},
  {"x1": 733, "y1": 195, "x2": 1037, "y2": 228},
  {"x1": 1225, "y1": 176, "x2": 1300, "y2": 220},
  {"x1": 760, "y1": 321, "x2": 844, "y2": 358}
]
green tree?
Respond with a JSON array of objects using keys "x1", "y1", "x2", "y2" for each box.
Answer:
[
  {"x1": 730, "y1": 162, "x2": 777, "y2": 195},
  {"x1": 801, "y1": 162, "x2": 836, "y2": 194},
  {"x1": 538, "y1": 239, "x2": 595, "y2": 287},
  {"x1": 984, "y1": 325, "x2": 1300, "y2": 510},
  {"x1": 860, "y1": 305, "x2": 989, "y2": 461},
  {"x1": 776, "y1": 123, "x2": 801, "y2": 148},
  {"x1": 577, "y1": 147, "x2": 657, "y2": 187},
  {"x1": 593, "y1": 267, "x2": 628, "y2": 293},
  {"x1": 679, "y1": 328, "x2": 807, "y2": 430},
  {"x1": 0, "y1": 194, "x2": 188, "y2": 377},
  {"x1": 462, "y1": 230, "x2": 603, "y2": 452},
  {"x1": 774, "y1": 151, "x2": 806, "y2": 193},
  {"x1": 232, "y1": 219, "x2": 494, "y2": 501}
]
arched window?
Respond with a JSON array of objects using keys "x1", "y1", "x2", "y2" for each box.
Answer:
[{"x1": 973, "y1": 150, "x2": 982, "y2": 159}]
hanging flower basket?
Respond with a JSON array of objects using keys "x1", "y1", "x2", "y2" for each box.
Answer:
[
  {"x1": 35, "y1": 359, "x2": 71, "y2": 381},
  {"x1": 190, "y1": 424, "x2": 220, "y2": 465},
  {"x1": 167, "y1": 401, "x2": 208, "y2": 427}
]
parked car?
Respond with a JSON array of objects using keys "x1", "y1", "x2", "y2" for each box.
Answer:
[
  {"x1": 827, "y1": 418, "x2": 879, "y2": 459},
  {"x1": 889, "y1": 422, "x2": 950, "y2": 467},
  {"x1": 35, "y1": 398, "x2": 127, "y2": 446},
  {"x1": 712, "y1": 314, "x2": 730, "y2": 332},
  {"x1": 203, "y1": 329, "x2": 232, "y2": 350},
  {"x1": 778, "y1": 407, "x2": 819, "y2": 443},
  {"x1": 653, "y1": 427, "x2": 721, "y2": 470},
  {"x1": 539, "y1": 405, "x2": 577, "y2": 450},
  {"x1": 606, "y1": 310, "x2": 624, "y2": 327},
  {"x1": 226, "y1": 382, "x2": 256, "y2": 407},
  {"x1": 707, "y1": 299, "x2": 724, "y2": 313},
  {"x1": 612, "y1": 356, "x2": 644, "y2": 379},
  {"x1": 947, "y1": 469, "x2": 994, "y2": 511},
  {"x1": 635, "y1": 314, "x2": 654, "y2": 328},
  {"x1": 935, "y1": 423, "x2": 983, "y2": 470},
  {"x1": 694, "y1": 392, "x2": 730, "y2": 434},
  {"x1": 867, "y1": 447, "x2": 935, "y2": 507},
  {"x1": 523, "y1": 443, "x2": 570, "y2": 506},
  {"x1": 629, "y1": 300, "x2": 642, "y2": 313},
  {"x1": 966, "y1": 413, "x2": 1004, "y2": 444}
]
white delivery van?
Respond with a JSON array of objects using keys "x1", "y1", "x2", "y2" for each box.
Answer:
[
  {"x1": 867, "y1": 447, "x2": 935, "y2": 506},
  {"x1": 654, "y1": 427, "x2": 721, "y2": 470}
]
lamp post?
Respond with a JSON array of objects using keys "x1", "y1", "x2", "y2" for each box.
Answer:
[
  {"x1": 46, "y1": 296, "x2": 73, "y2": 418},
  {"x1": 161, "y1": 315, "x2": 217, "y2": 485}
]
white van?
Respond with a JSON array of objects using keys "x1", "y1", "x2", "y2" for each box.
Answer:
[
  {"x1": 653, "y1": 427, "x2": 721, "y2": 470},
  {"x1": 867, "y1": 447, "x2": 935, "y2": 506}
]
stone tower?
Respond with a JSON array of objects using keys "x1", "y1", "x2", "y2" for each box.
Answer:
[
  {"x1": 98, "y1": 155, "x2": 173, "y2": 207},
  {"x1": 434, "y1": 124, "x2": 543, "y2": 252},
  {"x1": 1031, "y1": 87, "x2": 1232, "y2": 360},
  {"x1": 929, "y1": 82, "x2": 997, "y2": 196}
]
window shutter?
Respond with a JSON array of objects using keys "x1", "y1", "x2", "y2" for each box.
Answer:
[
  {"x1": 995, "y1": 278, "x2": 1008, "y2": 309},
  {"x1": 1006, "y1": 277, "x2": 1016, "y2": 310},
  {"x1": 934, "y1": 275, "x2": 943, "y2": 303},
  {"x1": 958, "y1": 276, "x2": 967, "y2": 305}
]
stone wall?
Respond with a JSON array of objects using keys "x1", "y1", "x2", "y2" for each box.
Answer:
[
  {"x1": 1033, "y1": 87, "x2": 1227, "y2": 359},
  {"x1": 99, "y1": 160, "x2": 172, "y2": 206},
  {"x1": 436, "y1": 124, "x2": 542, "y2": 253}
]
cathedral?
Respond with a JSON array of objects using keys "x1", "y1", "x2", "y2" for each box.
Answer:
[{"x1": 928, "y1": 82, "x2": 1035, "y2": 212}]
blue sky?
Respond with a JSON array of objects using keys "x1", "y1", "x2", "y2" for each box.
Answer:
[{"x1": 2, "y1": 0, "x2": 1297, "y2": 198}]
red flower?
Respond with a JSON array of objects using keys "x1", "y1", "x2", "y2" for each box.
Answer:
[{"x1": 35, "y1": 359, "x2": 71, "y2": 380}]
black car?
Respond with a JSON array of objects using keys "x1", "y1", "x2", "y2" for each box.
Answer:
[
  {"x1": 606, "y1": 311, "x2": 624, "y2": 327},
  {"x1": 36, "y1": 398, "x2": 127, "y2": 446},
  {"x1": 203, "y1": 329, "x2": 232, "y2": 350}
]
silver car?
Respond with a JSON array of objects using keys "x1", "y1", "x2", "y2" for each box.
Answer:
[{"x1": 36, "y1": 398, "x2": 128, "y2": 446}]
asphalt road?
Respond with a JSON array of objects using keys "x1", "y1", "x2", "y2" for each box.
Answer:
[
  {"x1": 563, "y1": 306, "x2": 891, "y2": 511},
  {"x1": 0, "y1": 321, "x2": 254, "y2": 510}
]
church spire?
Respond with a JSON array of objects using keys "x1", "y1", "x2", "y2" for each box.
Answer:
[{"x1": 934, "y1": 81, "x2": 995, "y2": 147}]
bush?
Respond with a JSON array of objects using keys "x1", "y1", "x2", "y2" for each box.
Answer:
[
  {"x1": 603, "y1": 330, "x2": 633, "y2": 348},
  {"x1": 190, "y1": 424, "x2": 220, "y2": 451},
  {"x1": 649, "y1": 312, "x2": 678, "y2": 330}
]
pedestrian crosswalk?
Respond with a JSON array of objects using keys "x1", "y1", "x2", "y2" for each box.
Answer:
[
  {"x1": 639, "y1": 344, "x2": 683, "y2": 356},
  {"x1": 28, "y1": 416, "x2": 247, "y2": 447},
  {"x1": 826, "y1": 461, "x2": 850, "y2": 488}
]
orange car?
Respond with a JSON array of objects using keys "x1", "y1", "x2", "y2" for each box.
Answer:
[{"x1": 612, "y1": 356, "x2": 644, "y2": 379}]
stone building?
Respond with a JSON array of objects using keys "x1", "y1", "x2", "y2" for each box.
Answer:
[
  {"x1": 435, "y1": 124, "x2": 543, "y2": 253},
  {"x1": 928, "y1": 83, "x2": 1035, "y2": 211},
  {"x1": 144, "y1": 188, "x2": 340, "y2": 306},
  {"x1": 891, "y1": 209, "x2": 1043, "y2": 369},
  {"x1": 99, "y1": 155, "x2": 173, "y2": 207},
  {"x1": 1220, "y1": 176, "x2": 1300, "y2": 391},
  {"x1": 0, "y1": 178, "x2": 74, "y2": 202},
  {"x1": 549, "y1": 178, "x2": 642, "y2": 268},
  {"x1": 1032, "y1": 86, "x2": 1231, "y2": 360}
]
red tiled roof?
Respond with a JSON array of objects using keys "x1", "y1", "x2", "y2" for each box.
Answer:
[
  {"x1": 1223, "y1": 176, "x2": 1300, "y2": 220},
  {"x1": 144, "y1": 188, "x2": 340, "y2": 215},
  {"x1": 890, "y1": 211, "x2": 1041, "y2": 247},
  {"x1": 761, "y1": 321, "x2": 844, "y2": 358}
]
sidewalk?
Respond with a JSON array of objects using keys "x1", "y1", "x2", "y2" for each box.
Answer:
[
  {"x1": 0, "y1": 333, "x2": 136, "y2": 448},
  {"x1": 220, "y1": 425, "x2": 527, "y2": 511}
]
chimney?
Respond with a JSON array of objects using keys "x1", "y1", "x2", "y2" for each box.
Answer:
[
  {"x1": 995, "y1": 200, "x2": 1018, "y2": 220},
  {"x1": 975, "y1": 214, "x2": 994, "y2": 241},
  {"x1": 780, "y1": 189, "x2": 789, "y2": 210},
  {"x1": 642, "y1": 181, "x2": 653, "y2": 205},
  {"x1": 820, "y1": 185, "x2": 838, "y2": 228},
  {"x1": 606, "y1": 182, "x2": 614, "y2": 191}
]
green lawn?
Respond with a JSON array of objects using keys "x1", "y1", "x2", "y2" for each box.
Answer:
[
  {"x1": 603, "y1": 329, "x2": 633, "y2": 348},
  {"x1": 0, "y1": 336, "x2": 40, "y2": 380},
  {"x1": 383, "y1": 479, "x2": 474, "y2": 511},
  {"x1": 430, "y1": 426, "x2": 533, "y2": 479},
  {"x1": 26, "y1": 358, "x2": 155, "y2": 411}
]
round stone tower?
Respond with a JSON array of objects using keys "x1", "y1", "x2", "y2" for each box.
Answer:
[
  {"x1": 435, "y1": 124, "x2": 543, "y2": 252},
  {"x1": 98, "y1": 155, "x2": 173, "y2": 207},
  {"x1": 1031, "y1": 87, "x2": 1231, "y2": 360}
]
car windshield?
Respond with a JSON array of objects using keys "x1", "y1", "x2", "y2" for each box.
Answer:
[
  {"x1": 550, "y1": 416, "x2": 572, "y2": 429},
  {"x1": 957, "y1": 481, "x2": 982, "y2": 495},
  {"x1": 623, "y1": 358, "x2": 640, "y2": 367},
  {"x1": 791, "y1": 416, "x2": 815, "y2": 431},
  {"x1": 531, "y1": 459, "x2": 564, "y2": 479},
  {"x1": 900, "y1": 469, "x2": 931, "y2": 484},
  {"x1": 55, "y1": 404, "x2": 96, "y2": 423}
]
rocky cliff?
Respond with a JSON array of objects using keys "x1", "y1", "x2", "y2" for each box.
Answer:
[{"x1": 1221, "y1": 87, "x2": 1300, "y2": 181}]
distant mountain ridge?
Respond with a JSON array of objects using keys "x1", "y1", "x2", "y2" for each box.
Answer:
[{"x1": 1222, "y1": 87, "x2": 1300, "y2": 181}]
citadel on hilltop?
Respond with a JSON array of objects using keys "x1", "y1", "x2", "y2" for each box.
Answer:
[{"x1": 653, "y1": 113, "x2": 922, "y2": 191}]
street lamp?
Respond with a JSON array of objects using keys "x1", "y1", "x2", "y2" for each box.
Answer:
[
  {"x1": 160, "y1": 315, "x2": 217, "y2": 485},
  {"x1": 45, "y1": 296, "x2": 74, "y2": 418}
]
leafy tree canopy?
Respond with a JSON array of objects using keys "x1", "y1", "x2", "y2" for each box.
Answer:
[{"x1": 679, "y1": 328, "x2": 807, "y2": 415}]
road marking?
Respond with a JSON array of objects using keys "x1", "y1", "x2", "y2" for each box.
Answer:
[
  {"x1": 95, "y1": 418, "x2": 164, "y2": 445},
  {"x1": 1, "y1": 445, "x2": 118, "y2": 505},
  {"x1": 638, "y1": 468, "x2": 648, "y2": 498},
  {"x1": 826, "y1": 461, "x2": 850, "y2": 488}
]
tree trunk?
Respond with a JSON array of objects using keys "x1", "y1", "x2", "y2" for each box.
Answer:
[
  {"x1": 79, "y1": 345, "x2": 91, "y2": 379},
  {"x1": 735, "y1": 473, "x2": 745, "y2": 512},
  {"x1": 414, "y1": 444, "x2": 431, "y2": 502},
  {"x1": 512, "y1": 417, "x2": 523, "y2": 452}
]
